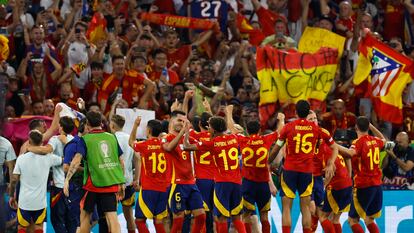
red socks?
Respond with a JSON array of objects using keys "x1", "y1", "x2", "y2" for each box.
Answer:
[
  {"x1": 34, "y1": 230, "x2": 43, "y2": 233},
  {"x1": 217, "y1": 221, "x2": 228, "y2": 233},
  {"x1": 128, "y1": 230, "x2": 136, "y2": 233},
  {"x1": 321, "y1": 219, "x2": 335, "y2": 233},
  {"x1": 154, "y1": 222, "x2": 166, "y2": 233},
  {"x1": 351, "y1": 223, "x2": 364, "y2": 233},
  {"x1": 135, "y1": 220, "x2": 150, "y2": 233},
  {"x1": 311, "y1": 215, "x2": 319, "y2": 232},
  {"x1": 191, "y1": 214, "x2": 206, "y2": 233},
  {"x1": 261, "y1": 220, "x2": 271, "y2": 233},
  {"x1": 233, "y1": 219, "x2": 246, "y2": 233},
  {"x1": 334, "y1": 223, "x2": 342, "y2": 233},
  {"x1": 367, "y1": 223, "x2": 380, "y2": 233},
  {"x1": 244, "y1": 222, "x2": 252, "y2": 233},
  {"x1": 303, "y1": 228, "x2": 312, "y2": 233},
  {"x1": 282, "y1": 226, "x2": 291, "y2": 233},
  {"x1": 171, "y1": 217, "x2": 184, "y2": 233}
]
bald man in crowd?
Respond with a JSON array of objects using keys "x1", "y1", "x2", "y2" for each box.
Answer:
[{"x1": 321, "y1": 99, "x2": 356, "y2": 135}]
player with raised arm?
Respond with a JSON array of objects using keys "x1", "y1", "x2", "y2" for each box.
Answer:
[
  {"x1": 190, "y1": 112, "x2": 216, "y2": 233},
  {"x1": 307, "y1": 111, "x2": 353, "y2": 233},
  {"x1": 184, "y1": 115, "x2": 247, "y2": 233},
  {"x1": 268, "y1": 100, "x2": 338, "y2": 233},
  {"x1": 337, "y1": 116, "x2": 388, "y2": 233},
  {"x1": 129, "y1": 116, "x2": 169, "y2": 233},
  {"x1": 162, "y1": 110, "x2": 206, "y2": 233}
]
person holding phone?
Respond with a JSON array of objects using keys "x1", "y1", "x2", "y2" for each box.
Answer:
[{"x1": 64, "y1": 21, "x2": 95, "y2": 91}]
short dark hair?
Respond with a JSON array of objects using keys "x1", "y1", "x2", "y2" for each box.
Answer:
[
  {"x1": 74, "y1": 21, "x2": 88, "y2": 30},
  {"x1": 29, "y1": 130, "x2": 43, "y2": 146},
  {"x1": 173, "y1": 82, "x2": 187, "y2": 91},
  {"x1": 86, "y1": 111, "x2": 102, "y2": 127},
  {"x1": 31, "y1": 100, "x2": 43, "y2": 107},
  {"x1": 111, "y1": 114, "x2": 126, "y2": 129},
  {"x1": 90, "y1": 61, "x2": 104, "y2": 70},
  {"x1": 356, "y1": 116, "x2": 370, "y2": 132},
  {"x1": 151, "y1": 48, "x2": 167, "y2": 58},
  {"x1": 171, "y1": 110, "x2": 186, "y2": 118},
  {"x1": 246, "y1": 120, "x2": 261, "y2": 135},
  {"x1": 59, "y1": 116, "x2": 75, "y2": 134},
  {"x1": 200, "y1": 112, "x2": 212, "y2": 130},
  {"x1": 209, "y1": 116, "x2": 227, "y2": 133},
  {"x1": 296, "y1": 100, "x2": 310, "y2": 118},
  {"x1": 131, "y1": 55, "x2": 147, "y2": 64},
  {"x1": 29, "y1": 119, "x2": 45, "y2": 130},
  {"x1": 147, "y1": 120, "x2": 162, "y2": 137},
  {"x1": 112, "y1": 55, "x2": 125, "y2": 64},
  {"x1": 78, "y1": 118, "x2": 87, "y2": 134}
]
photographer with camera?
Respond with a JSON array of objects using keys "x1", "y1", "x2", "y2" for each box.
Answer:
[{"x1": 382, "y1": 132, "x2": 414, "y2": 190}]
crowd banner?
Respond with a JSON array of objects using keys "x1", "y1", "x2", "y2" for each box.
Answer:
[
  {"x1": 140, "y1": 12, "x2": 217, "y2": 31},
  {"x1": 116, "y1": 108, "x2": 155, "y2": 139},
  {"x1": 298, "y1": 27, "x2": 346, "y2": 57},
  {"x1": 354, "y1": 33, "x2": 414, "y2": 124},
  {"x1": 256, "y1": 46, "x2": 339, "y2": 105}
]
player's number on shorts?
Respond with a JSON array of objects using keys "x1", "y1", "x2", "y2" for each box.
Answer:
[
  {"x1": 242, "y1": 147, "x2": 268, "y2": 168},
  {"x1": 218, "y1": 147, "x2": 239, "y2": 170},
  {"x1": 200, "y1": 0, "x2": 221, "y2": 18},
  {"x1": 199, "y1": 152, "x2": 210, "y2": 165},
  {"x1": 148, "y1": 152, "x2": 167, "y2": 173},
  {"x1": 367, "y1": 147, "x2": 380, "y2": 170},
  {"x1": 293, "y1": 133, "x2": 314, "y2": 154},
  {"x1": 175, "y1": 192, "x2": 181, "y2": 202}
]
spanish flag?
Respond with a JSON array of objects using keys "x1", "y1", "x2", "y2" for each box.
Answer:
[
  {"x1": 354, "y1": 33, "x2": 414, "y2": 124},
  {"x1": 257, "y1": 46, "x2": 338, "y2": 105},
  {"x1": 86, "y1": 12, "x2": 107, "y2": 46},
  {"x1": 236, "y1": 13, "x2": 265, "y2": 46},
  {"x1": 257, "y1": 46, "x2": 339, "y2": 126}
]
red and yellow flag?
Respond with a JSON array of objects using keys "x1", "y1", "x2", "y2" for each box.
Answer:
[
  {"x1": 140, "y1": 13, "x2": 218, "y2": 31},
  {"x1": 354, "y1": 33, "x2": 414, "y2": 124},
  {"x1": 86, "y1": 12, "x2": 107, "y2": 45},
  {"x1": 257, "y1": 46, "x2": 339, "y2": 105},
  {"x1": 257, "y1": 46, "x2": 339, "y2": 126},
  {"x1": 236, "y1": 13, "x2": 264, "y2": 46}
]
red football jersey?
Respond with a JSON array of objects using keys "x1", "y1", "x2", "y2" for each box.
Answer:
[
  {"x1": 313, "y1": 140, "x2": 332, "y2": 176},
  {"x1": 163, "y1": 134, "x2": 196, "y2": 185},
  {"x1": 351, "y1": 135, "x2": 385, "y2": 188},
  {"x1": 325, "y1": 154, "x2": 353, "y2": 190},
  {"x1": 189, "y1": 129, "x2": 215, "y2": 180},
  {"x1": 198, "y1": 134, "x2": 243, "y2": 184},
  {"x1": 279, "y1": 119, "x2": 334, "y2": 173},
  {"x1": 240, "y1": 132, "x2": 278, "y2": 182},
  {"x1": 133, "y1": 138, "x2": 169, "y2": 192}
]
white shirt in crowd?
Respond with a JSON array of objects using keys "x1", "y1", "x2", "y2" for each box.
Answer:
[
  {"x1": 68, "y1": 41, "x2": 94, "y2": 89},
  {"x1": 48, "y1": 134, "x2": 74, "y2": 188},
  {"x1": 13, "y1": 152, "x2": 62, "y2": 211},
  {"x1": 0, "y1": 136, "x2": 16, "y2": 186},
  {"x1": 115, "y1": 131, "x2": 134, "y2": 186}
]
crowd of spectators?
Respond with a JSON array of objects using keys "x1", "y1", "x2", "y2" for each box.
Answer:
[{"x1": 1, "y1": 0, "x2": 414, "y2": 198}]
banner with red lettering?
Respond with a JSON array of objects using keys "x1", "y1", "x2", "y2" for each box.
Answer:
[{"x1": 140, "y1": 13, "x2": 218, "y2": 31}]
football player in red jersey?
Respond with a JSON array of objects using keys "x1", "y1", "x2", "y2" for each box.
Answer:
[
  {"x1": 338, "y1": 116, "x2": 388, "y2": 233},
  {"x1": 162, "y1": 110, "x2": 206, "y2": 233},
  {"x1": 189, "y1": 112, "x2": 215, "y2": 233},
  {"x1": 308, "y1": 111, "x2": 353, "y2": 233},
  {"x1": 239, "y1": 116, "x2": 284, "y2": 233},
  {"x1": 129, "y1": 117, "x2": 169, "y2": 233},
  {"x1": 268, "y1": 100, "x2": 338, "y2": 233},
  {"x1": 185, "y1": 116, "x2": 247, "y2": 233}
]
